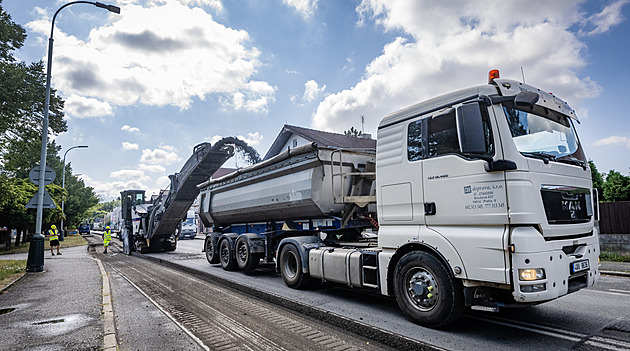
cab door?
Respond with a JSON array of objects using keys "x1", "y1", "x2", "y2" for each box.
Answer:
[{"x1": 421, "y1": 103, "x2": 510, "y2": 283}]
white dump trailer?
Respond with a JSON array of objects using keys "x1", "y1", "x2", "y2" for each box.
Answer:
[{"x1": 199, "y1": 71, "x2": 599, "y2": 327}]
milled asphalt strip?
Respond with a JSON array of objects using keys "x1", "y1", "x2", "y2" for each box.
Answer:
[
  {"x1": 93, "y1": 256, "x2": 118, "y2": 351},
  {"x1": 142, "y1": 254, "x2": 445, "y2": 351},
  {"x1": 108, "y1": 265, "x2": 210, "y2": 351}
]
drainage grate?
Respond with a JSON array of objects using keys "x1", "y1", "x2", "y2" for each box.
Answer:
[{"x1": 33, "y1": 318, "x2": 65, "y2": 325}]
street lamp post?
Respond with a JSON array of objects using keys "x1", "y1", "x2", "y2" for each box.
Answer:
[
  {"x1": 60, "y1": 145, "x2": 88, "y2": 240},
  {"x1": 27, "y1": 1, "x2": 120, "y2": 273}
]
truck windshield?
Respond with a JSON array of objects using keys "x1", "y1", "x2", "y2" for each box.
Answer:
[{"x1": 502, "y1": 102, "x2": 586, "y2": 167}]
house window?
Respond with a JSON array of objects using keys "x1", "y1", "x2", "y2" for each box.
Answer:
[{"x1": 292, "y1": 139, "x2": 298, "y2": 147}]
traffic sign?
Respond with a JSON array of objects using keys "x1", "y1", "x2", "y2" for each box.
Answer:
[
  {"x1": 26, "y1": 189, "x2": 57, "y2": 209},
  {"x1": 29, "y1": 165, "x2": 56, "y2": 185}
]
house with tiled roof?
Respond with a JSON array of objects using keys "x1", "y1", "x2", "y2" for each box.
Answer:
[{"x1": 263, "y1": 125, "x2": 376, "y2": 160}]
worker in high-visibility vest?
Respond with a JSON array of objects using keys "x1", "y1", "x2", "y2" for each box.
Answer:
[
  {"x1": 47, "y1": 224, "x2": 61, "y2": 256},
  {"x1": 103, "y1": 226, "x2": 112, "y2": 253}
]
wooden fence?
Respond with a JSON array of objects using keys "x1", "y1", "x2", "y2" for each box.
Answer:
[{"x1": 599, "y1": 201, "x2": 630, "y2": 234}]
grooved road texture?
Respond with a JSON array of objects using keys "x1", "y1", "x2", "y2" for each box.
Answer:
[{"x1": 93, "y1": 241, "x2": 397, "y2": 351}]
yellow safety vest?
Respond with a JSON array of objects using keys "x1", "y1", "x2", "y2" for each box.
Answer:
[
  {"x1": 48, "y1": 229, "x2": 59, "y2": 241},
  {"x1": 104, "y1": 230, "x2": 112, "y2": 241}
]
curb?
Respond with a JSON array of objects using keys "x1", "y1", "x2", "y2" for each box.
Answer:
[
  {"x1": 94, "y1": 255, "x2": 118, "y2": 351},
  {"x1": 0, "y1": 272, "x2": 27, "y2": 293},
  {"x1": 600, "y1": 270, "x2": 630, "y2": 278}
]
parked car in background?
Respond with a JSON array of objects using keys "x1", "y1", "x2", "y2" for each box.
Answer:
[{"x1": 79, "y1": 224, "x2": 90, "y2": 235}]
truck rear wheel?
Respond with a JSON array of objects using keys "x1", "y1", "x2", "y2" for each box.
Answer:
[
  {"x1": 394, "y1": 251, "x2": 464, "y2": 328},
  {"x1": 205, "y1": 236, "x2": 219, "y2": 264},
  {"x1": 219, "y1": 239, "x2": 238, "y2": 271},
  {"x1": 279, "y1": 244, "x2": 313, "y2": 289},
  {"x1": 235, "y1": 236, "x2": 260, "y2": 271}
]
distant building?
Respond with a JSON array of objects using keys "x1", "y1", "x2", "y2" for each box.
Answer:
[{"x1": 263, "y1": 124, "x2": 376, "y2": 160}]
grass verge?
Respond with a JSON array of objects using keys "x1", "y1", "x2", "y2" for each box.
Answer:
[
  {"x1": 0, "y1": 235, "x2": 88, "y2": 255},
  {"x1": 0, "y1": 259, "x2": 27, "y2": 291},
  {"x1": 600, "y1": 250, "x2": 630, "y2": 262}
]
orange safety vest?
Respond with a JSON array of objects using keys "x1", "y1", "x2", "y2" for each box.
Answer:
[{"x1": 48, "y1": 229, "x2": 59, "y2": 241}]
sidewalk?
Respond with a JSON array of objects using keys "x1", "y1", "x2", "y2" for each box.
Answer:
[{"x1": 0, "y1": 245, "x2": 103, "y2": 350}]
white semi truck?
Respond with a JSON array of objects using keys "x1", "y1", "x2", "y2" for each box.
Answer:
[{"x1": 199, "y1": 71, "x2": 599, "y2": 327}]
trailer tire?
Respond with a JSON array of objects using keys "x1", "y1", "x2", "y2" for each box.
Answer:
[
  {"x1": 279, "y1": 244, "x2": 313, "y2": 289},
  {"x1": 235, "y1": 236, "x2": 260, "y2": 271},
  {"x1": 394, "y1": 251, "x2": 464, "y2": 328},
  {"x1": 219, "y1": 238, "x2": 238, "y2": 271},
  {"x1": 204, "y1": 236, "x2": 219, "y2": 264}
]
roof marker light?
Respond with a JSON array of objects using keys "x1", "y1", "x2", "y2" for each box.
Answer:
[{"x1": 488, "y1": 69, "x2": 500, "y2": 83}]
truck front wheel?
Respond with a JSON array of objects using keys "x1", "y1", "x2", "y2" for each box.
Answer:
[
  {"x1": 279, "y1": 244, "x2": 313, "y2": 289},
  {"x1": 394, "y1": 251, "x2": 464, "y2": 328},
  {"x1": 219, "y1": 239, "x2": 238, "y2": 271}
]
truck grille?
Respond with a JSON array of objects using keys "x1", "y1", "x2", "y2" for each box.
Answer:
[{"x1": 540, "y1": 185, "x2": 592, "y2": 224}]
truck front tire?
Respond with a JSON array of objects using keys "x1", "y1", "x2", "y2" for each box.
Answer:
[
  {"x1": 394, "y1": 251, "x2": 464, "y2": 328},
  {"x1": 279, "y1": 244, "x2": 313, "y2": 289}
]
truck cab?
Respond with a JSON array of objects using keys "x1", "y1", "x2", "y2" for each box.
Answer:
[{"x1": 375, "y1": 71, "x2": 599, "y2": 325}]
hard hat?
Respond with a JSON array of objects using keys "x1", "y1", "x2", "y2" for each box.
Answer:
[
  {"x1": 51, "y1": 224, "x2": 57, "y2": 229},
  {"x1": 106, "y1": 226, "x2": 110, "y2": 229}
]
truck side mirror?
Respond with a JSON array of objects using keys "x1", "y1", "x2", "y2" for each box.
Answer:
[
  {"x1": 514, "y1": 91, "x2": 539, "y2": 108},
  {"x1": 456, "y1": 102, "x2": 486, "y2": 155}
]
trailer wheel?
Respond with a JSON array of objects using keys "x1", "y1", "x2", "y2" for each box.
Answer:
[
  {"x1": 279, "y1": 244, "x2": 313, "y2": 289},
  {"x1": 219, "y1": 239, "x2": 238, "y2": 271},
  {"x1": 235, "y1": 236, "x2": 260, "y2": 271},
  {"x1": 204, "y1": 236, "x2": 219, "y2": 264},
  {"x1": 393, "y1": 251, "x2": 464, "y2": 328}
]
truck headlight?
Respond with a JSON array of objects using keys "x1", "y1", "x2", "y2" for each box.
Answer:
[{"x1": 519, "y1": 268, "x2": 545, "y2": 281}]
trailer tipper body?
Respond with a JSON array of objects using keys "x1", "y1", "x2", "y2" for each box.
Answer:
[{"x1": 199, "y1": 71, "x2": 599, "y2": 327}]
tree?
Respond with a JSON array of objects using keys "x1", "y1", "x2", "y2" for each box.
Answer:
[
  {"x1": 344, "y1": 126, "x2": 362, "y2": 137},
  {"x1": 0, "y1": 2, "x2": 97, "y2": 234},
  {"x1": 602, "y1": 170, "x2": 630, "y2": 202},
  {"x1": 0, "y1": 1, "x2": 67, "y2": 170},
  {"x1": 589, "y1": 160, "x2": 604, "y2": 198}
]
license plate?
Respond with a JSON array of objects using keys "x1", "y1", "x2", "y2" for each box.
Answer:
[{"x1": 571, "y1": 259, "x2": 589, "y2": 274}]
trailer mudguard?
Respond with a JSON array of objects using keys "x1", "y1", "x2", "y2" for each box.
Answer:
[
  {"x1": 219, "y1": 233, "x2": 240, "y2": 251},
  {"x1": 237, "y1": 233, "x2": 266, "y2": 254},
  {"x1": 276, "y1": 236, "x2": 323, "y2": 273}
]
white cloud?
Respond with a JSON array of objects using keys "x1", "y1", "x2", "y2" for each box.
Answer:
[
  {"x1": 138, "y1": 163, "x2": 166, "y2": 173},
  {"x1": 313, "y1": 0, "x2": 605, "y2": 133},
  {"x1": 238, "y1": 132, "x2": 263, "y2": 146},
  {"x1": 283, "y1": 0, "x2": 319, "y2": 18},
  {"x1": 121, "y1": 142, "x2": 139, "y2": 150},
  {"x1": 64, "y1": 95, "x2": 113, "y2": 118},
  {"x1": 109, "y1": 169, "x2": 151, "y2": 182},
  {"x1": 82, "y1": 174, "x2": 149, "y2": 201},
  {"x1": 206, "y1": 135, "x2": 224, "y2": 145},
  {"x1": 140, "y1": 147, "x2": 181, "y2": 165},
  {"x1": 27, "y1": 1, "x2": 274, "y2": 116},
  {"x1": 159, "y1": 144, "x2": 176, "y2": 152},
  {"x1": 121, "y1": 125, "x2": 140, "y2": 132},
  {"x1": 594, "y1": 136, "x2": 630, "y2": 148},
  {"x1": 581, "y1": 0, "x2": 629, "y2": 36},
  {"x1": 303, "y1": 80, "x2": 326, "y2": 102}
]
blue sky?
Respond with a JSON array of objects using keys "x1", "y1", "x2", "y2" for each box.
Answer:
[{"x1": 4, "y1": 0, "x2": 630, "y2": 200}]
